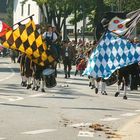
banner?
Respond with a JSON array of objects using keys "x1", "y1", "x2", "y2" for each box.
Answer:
[
  {"x1": 83, "y1": 31, "x2": 140, "y2": 79},
  {"x1": 0, "y1": 18, "x2": 54, "y2": 66}
]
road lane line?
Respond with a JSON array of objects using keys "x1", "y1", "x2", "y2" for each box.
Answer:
[
  {"x1": 0, "y1": 64, "x2": 15, "y2": 82},
  {"x1": 21, "y1": 129, "x2": 57, "y2": 135},
  {"x1": 100, "y1": 117, "x2": 120, "y2": 121},
  {"x1": 120, "y1": 113, "x2": 137, "y2": 117},
  {"x1": 78, "y1": 131, "x2": 94, "y2": 137}
]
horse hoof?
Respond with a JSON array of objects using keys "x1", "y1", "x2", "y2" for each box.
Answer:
[
  {"x1": 115, "y1": 92, "x2": 120, "y2": 97},
  {"x1": 123, "y1": 96, "x2": 127, "y2": 100}
]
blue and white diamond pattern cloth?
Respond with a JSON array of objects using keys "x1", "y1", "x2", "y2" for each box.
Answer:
[{"x1": 83, "y1": 31, "x2": 140, "y2": 79}]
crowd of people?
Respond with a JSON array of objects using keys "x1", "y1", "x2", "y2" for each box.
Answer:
[{"x1": 6, "y1": 25, "x2": 140, "y2": 99}]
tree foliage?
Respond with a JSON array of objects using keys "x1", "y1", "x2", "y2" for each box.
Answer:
[
  {"x1": 22, "y1": 0, "x2": 140, "y2": 34},
  {"x1": 104, "y1": 0, "x2": 140, "y2": 12}
]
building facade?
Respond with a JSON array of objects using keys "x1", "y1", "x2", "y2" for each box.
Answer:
[
  {"x1": 13, "y1": 0, "x2": 41, "y2": 26},
  {"x1": 13, "y1": 0, "x2": 91, "y2": 41}
]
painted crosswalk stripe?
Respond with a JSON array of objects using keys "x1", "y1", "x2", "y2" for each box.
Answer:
[
  {"x1": 78, "y1": 131, "x2": 94, "y2": 137},
  {"x1": 120, "y1": 113, "x2": 137, "y2": 117},
  {"x1": 69, "y1": 123, "x2": 92, "y2": 127},
  {"x1": 21, "y1": 129, "x2": 56, "y2": 135},
  {"x1": 100, "y1": 117, "x2": 120, "y2": 121}
]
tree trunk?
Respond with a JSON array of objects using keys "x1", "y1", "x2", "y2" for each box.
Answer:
[{"x1": 74, "y1": 7, "x2": 77, "y2": 43}]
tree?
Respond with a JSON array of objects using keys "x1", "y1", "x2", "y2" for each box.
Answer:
[
  {"x1": 104, "y1": 0, "x2": 140, "y2": 12},
  {"x1": 6, "y1": 0, "x2": 13, "y2": 26},
  {"x1": 0, "y1": 0, "x2": 7, "y2": 13},
  {"x1": 22, "y1": 0, "x2": 73, "y2": 33}
]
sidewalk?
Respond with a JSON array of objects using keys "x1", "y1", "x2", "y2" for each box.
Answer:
[{"x1": 112, "y1": 115, "x2": 140, "y2": 140}]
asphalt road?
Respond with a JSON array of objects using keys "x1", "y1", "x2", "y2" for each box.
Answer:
[{"x1": 0, "y1": 57, "x2": 139, "y2": 140}]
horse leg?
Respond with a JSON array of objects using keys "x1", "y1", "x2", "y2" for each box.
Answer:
[
  {"x1": 95, "y1": 78, "x2": 100, "y2": 94},
  {"x1": 115, "y1": 75, "x2": 122, "y2": 97},
  {"x1": 123, "y1": 75, "x2": 129, "y2": 100},
  {"x1": 101, "y1": 79, "x2": 107, "y2": 95},
  {"x1": 123, "y1": 85, "x2": 128, "y2": 99}
]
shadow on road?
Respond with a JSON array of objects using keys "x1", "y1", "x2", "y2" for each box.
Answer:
[
  {"x1": 0, "y1": 103, "x2": 47, "y2": 109},
  {"x1": 0, "y1": 67, "x2": 20, "y2": 73},
  {"x1": 61, "y1": 107, "x2": 122, "y2": 112},
  {"x1": 41, "y1": 96, "x2": 77, "y2": 100}
]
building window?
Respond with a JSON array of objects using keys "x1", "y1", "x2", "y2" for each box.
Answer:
[
  {"x1": 67, "y1": 29, "x2": 74, "y2": 34},
  {"x1": 21, "y1": 4, "x2": 24, "y2": 16},
  {"x1": 28, "y1": 4, "x2": 30, "y2": 15}
]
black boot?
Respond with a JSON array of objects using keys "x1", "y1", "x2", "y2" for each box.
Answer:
[
  {"x1": 115, "y1": 92, "x2": 120, "y2": 97},
  {"x1": 89, "y1": 82, "x2": 91, "y2": 87},
  {"x1": 75, "y1": 70, "x2": 78, "y2": 76},
  {"x1": 91, "y1": 85, "x2": 95, "y2": 89},
  {"x1": 95, "y1": 88, "x2": 98, "y2": 94},
  {"x1": 123, "y1": 95, "x2": 127, "y2": 100},
  {"x1": 27, "y1": 84, "x2": 31, "y2": 89},
  {"x1": 64, "y1": 74, "x2": 67, "y2": 79},
  {"x1": 68, "y1": 71, "x2": 70, "y2": 78},
  {"x1": 35, "y1": 86, "x2": 40, "y2": 91},
  {"x1": 64, "y1": 70, "x2": 67, "y2": 78},
  {"x1": 41, "y1": 88, "x2": 45, "y2": 92}
]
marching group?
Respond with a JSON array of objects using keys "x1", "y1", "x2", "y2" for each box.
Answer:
[{"x1": 8, "y1": 25, "x2": 140, "y2": 99}]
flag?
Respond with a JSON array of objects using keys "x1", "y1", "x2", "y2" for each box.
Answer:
[
  {"x1": 83, "y1": 31, "x2": 140, "y2": 79},
  {"x1": 0, "y1": 20, "x2": 12, "y2": 37},
  {"x1": 0, "y1": 19, "x2": 54, "y2": 66},
  {"x1": 97, "y1": 9, "x2": 140, "y2": 39}
]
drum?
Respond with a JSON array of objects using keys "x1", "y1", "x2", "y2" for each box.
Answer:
[
  {"x1": 106, "y1": 72, "x2": 118, "y2": 86},
  {"x1": 42, "y1": 68, "x2": 57, "y2": 88}
]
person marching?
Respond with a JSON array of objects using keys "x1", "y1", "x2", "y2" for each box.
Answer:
[
  {"x1": 61, "y1": 40, "x2": 75, "y2": 78},
  {"x1": 43, "y1": 25, "x2": 59, "y2": 77},
  {"x1": 115, "y1": 66, "x2": 130, "y2": 99},
  {"x1": 19, "y1": 53, "x2": 27, "y2": 87},
  {"x1": 24, "y1": 55, "x2": 33, "y2": 89}
]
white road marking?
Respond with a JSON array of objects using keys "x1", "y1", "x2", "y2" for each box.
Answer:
[
  {"x1": 100, "y1": 117, "x2": 120, "y2": 121},
  {"x1": 69, "y1": 123, "x2": 92, "y2": 127},
  {"x1": 120, "y1": 113, "x2": 137, "y2": 117},
  {"x1": 0, "y1": 102, "x2": 5, "y2": 104},
  {"x1": 21, "y1": 129, "x2": 56, "y2": 135},
  {"x1": 8, "y1": 96, "x2": 24, "y2": 102},
  {"x1": 29, "y1": 94, "x2": 44, "y2": 97},
  {"x1": 0, "y1": 64, "x2": 15, "y2": 82},
  {"x1": 135, "y1": 110, "x2": 140, "y2": 112},
  {"x1": 78, "y1": 131, "x2": 94, "y2": 137},
  {"x1": 48, "y1": 89, "x2": 60, "y2": 93},
  {"x1": 0, "y1": 138, "x2": 6, "y2": 140},
  {"x1": 66, "y1": 80, "x2": 73, "y2": 83},
  {"x1": 0, "y1": 88, "x2": 24, "y2": 92},
  {"x1": 60, "y1": 84, "x2": 69, "y2": 87},
  {"x1": 0, "y1": 96, "x2": 24, "y2": 102}
]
